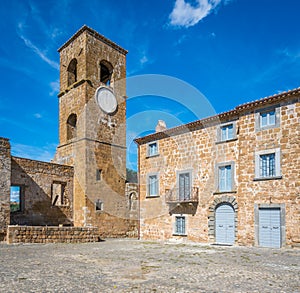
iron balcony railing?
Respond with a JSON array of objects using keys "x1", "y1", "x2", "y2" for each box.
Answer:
[{"x1": 165, "y1": 187, "x2": 199, "y2": 203}]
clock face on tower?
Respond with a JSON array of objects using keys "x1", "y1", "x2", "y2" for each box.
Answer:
[{"x1": 95, "y1": 86, "x2": 117, "y2": 114}]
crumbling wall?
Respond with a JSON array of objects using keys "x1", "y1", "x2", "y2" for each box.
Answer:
[
  {"x1": 10, "y1": 157, "x2": 74, "y2": 226},
  {"x1": 0, "y1": 138, "x2": 11, "y2": 240}
]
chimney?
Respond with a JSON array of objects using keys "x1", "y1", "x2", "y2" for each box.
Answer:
[{"x1": 155, "y1": 120, "x2": 167, "y2": 132}]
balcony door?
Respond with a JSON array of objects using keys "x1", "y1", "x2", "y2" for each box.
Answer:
[{"x1": 178, "y1": 172, "x2": 191, "y2": 201}]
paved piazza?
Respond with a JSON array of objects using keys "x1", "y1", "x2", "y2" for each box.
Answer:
[{"x1": 0, "y1": 239, "x2": 299, "y2": 292}]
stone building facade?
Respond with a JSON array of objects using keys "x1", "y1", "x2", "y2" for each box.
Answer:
[
  {"x1": 0, "y1": 26, "x2": 138, "y2": 242},
  {"x1": 135, "y1": 88, "x2": 300, "y2": 248}
]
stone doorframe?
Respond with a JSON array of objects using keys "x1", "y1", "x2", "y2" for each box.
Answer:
[{"x1": 208, "y1": 195, "x2": 238, "y2": 242}]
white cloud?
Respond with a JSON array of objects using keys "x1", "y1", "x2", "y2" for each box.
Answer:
[
  {"x1": 34, "y1": 113, "x2": 42, "y2": 119},
  {"x1": 169, "y1": 0, "x2": 222, "y2": 28},
  {"x1": 11, "y1": 143, "x2": 56, "y2": 162},
  {"x1": 140, "y1": 55, "x2": 149, "y2": 65},
  {"x1": 50, "y1": 80, "x2": 60, "y2": 96},
  {"x1": 19, "y1": 35, "x2": 59, "y2": 70}
]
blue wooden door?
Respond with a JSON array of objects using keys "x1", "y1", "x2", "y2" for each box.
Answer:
[
  {"x1": 259, "y1": 208, "x2": 281, "y2": 248},
  {"x1": 215, "y1": 204, "x2": 235, "y2": 245}
]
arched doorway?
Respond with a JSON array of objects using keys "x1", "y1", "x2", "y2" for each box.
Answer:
[{"x1": 215, "y1": 203, "x2": 235, "y2": 245}]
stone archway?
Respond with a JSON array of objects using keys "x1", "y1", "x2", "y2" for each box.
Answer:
[{"x1": 208, "y1": 195, "x2": 238, "y2": 242}]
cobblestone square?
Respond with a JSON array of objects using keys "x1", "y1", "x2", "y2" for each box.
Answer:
[{"x1": 0, "y1": 239, "x2": 299, "y2": 292}]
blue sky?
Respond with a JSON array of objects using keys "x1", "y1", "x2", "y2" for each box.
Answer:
[{"x1": 0, "y1": 0, "x2": 299, "y2": 171}]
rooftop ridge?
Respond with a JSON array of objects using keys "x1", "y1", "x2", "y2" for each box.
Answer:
[{"x1": 58, "y1": 25, "x2": 128, "y2": 55}]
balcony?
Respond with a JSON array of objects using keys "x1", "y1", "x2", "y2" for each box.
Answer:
[{"x1": 165, "y1": 187, "x2": 199, "y2": 204}]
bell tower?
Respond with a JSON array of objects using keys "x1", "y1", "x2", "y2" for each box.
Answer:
[{"x1": 54, "y1": 26, "x2": 130, "y2": 234}]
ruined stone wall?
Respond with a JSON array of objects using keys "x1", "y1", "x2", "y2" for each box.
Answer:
[
  {"x1": 10, "y1": 157, "x2": 74, "y2": 226},
  {"x1": 7, "y1": 225, "x2": 98, "y2": 244},
  {"x1": 0, "y1": 138, "x2": 11, "y2": 240},
  {"x1": 138, "y1": 96, "x2": 300, "y2": 246}
]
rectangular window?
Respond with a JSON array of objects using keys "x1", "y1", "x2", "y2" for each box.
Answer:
[
  {"x1": 219, "y1": 165, "x2": 232, "y2": 192},
  {"x1": 175, "y1": 216, "x2": 186, "y2": 235},
  {"x1": 96, "y1": 169, "x2": 102, "y2": 181},
  {"x1": 221, "y1": 124, "x2": 234, "y2": 141},
  {"x1": 95, "y1": 199, "x2": 103, "y2": 211},
  {"x1": 255, "y1": 106, "x2": 280, "y2": 131},
  {"x1": 260, "y1": 153, "x2": 275, "y2": 177},
  {"x1": 255, "y1": 148, "x2": 281, "y2": 179},
  {"x1": 10, "y1": 186, "x2": 21, "y2": 212},
  {"x1": 260, "y1": 110, "x2": 276, "y2": 128},
  {"x1": 147, "y1": 174, "x2": 158, "y2": 196},
  {"x1": 148, "y1": 142, "x2": 158, "y2": 157},
  {"x1": 217, "y1": 121, "x2": 237, "y2": 143},
  {"x1": 51, "y1": 182, "x2": 66, "y2": 206},
  {"x1": 178, "y1": 172, "x2": 191, "y2": 200}
]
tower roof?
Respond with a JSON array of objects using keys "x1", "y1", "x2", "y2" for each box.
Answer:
[{"x1": 58, "y1": 25, "x2": 128, "y2": 55}]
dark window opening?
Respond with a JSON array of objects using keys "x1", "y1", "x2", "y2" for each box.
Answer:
[
  {"x1": 10, "y1": 186, "x2": 22, "y2": 212},
  {"x1": 67, "y1": 113, "x2": 77, "y2": 140},
  {"x1": 100, "y1": 60, "x2": 113, "y2": 86},
  {"x1": 67, "y1": 58, "x2": 77, "y2": 86},
  {"x1": 96, "y1": 169, "x2": 102, "y2": 181},
  {"x1": 95, "y1": 199, "x2": 103, "y2": 211}
]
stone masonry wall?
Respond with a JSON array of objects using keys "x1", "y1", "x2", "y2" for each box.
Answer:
[
  {"x1": 7, "y1": 225, "x2": 99, "y2": 244},
  {"x1": 55, "y1": 26, "x2": 137, "y2": 237},
  {"x1": 0, "y1": 138, "x2": 11, "y2": 240},
  {"x1": 138, "y1": 95, "x2": 300, "y2": 247},
  {"x1": 10, "y1": 157, "x2": 74, "y2": 226}
]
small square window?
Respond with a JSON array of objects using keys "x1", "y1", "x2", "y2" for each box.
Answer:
[
  {"x1": 147, "y1": 173, "x2": 159, "y2": 197},
  {"x1": 175, "y1": 216, "x2": 186, "y2": 235},
  {"x1": 148, "y1": 142, "x2": 158, "y2": 157},
  {"x1": 255, "y1": 106, "x2": 280, "y2": 131},
  {"x1": 260, "y1": 110, "x2": 275, "y2": 128},
  {"x1": 221, "y1": 124, "x2": 234, "y2": 141},
  {"x1": 217, "y1": 122, "x2": 236, "y2": 143}
]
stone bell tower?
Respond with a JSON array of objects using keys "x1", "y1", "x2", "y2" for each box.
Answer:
[{"x1": 54, "y1": 26, "x2": 132, "y2": 236}]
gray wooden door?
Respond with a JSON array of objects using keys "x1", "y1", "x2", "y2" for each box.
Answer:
[
  {"x1": 178, "y1": 172, "x2": 190, "y2": 200},
  {"x1": 259, "y1": 208, "x2": 281, "y2": 248},
  {"x1": 215, "y1": 204, "x2": 235, "y2": 245}
]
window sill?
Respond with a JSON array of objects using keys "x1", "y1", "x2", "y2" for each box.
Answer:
[
  {"x1": 256, "y1": 125, "x2": 279, "y2": 132},
  {"x1": 146, "y1": 154, "x2": 160, "y2": 159},
  {"x1": 146, "y1": 195, "x2": 160, "y2": 199},
  {"x1": 172, "y1": 234, "x2": 187, "y2": 237},
  {"x1": 215, "y1": 138, "x2": 238, "y2": 145},
  {"x1": 213, "y1": 190, "x2": 237, "y2": 195},
  {"x1": 253, "y1": 176, "x2": 282, "y2": 181}
]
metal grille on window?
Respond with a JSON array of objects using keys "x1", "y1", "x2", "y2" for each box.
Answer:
[
  {"x1": 175, "y1": 216, "x2": 185, "y2": 235},
  {"x1": 260, "y1": 153, "x2": 275, "y2": 177}
]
